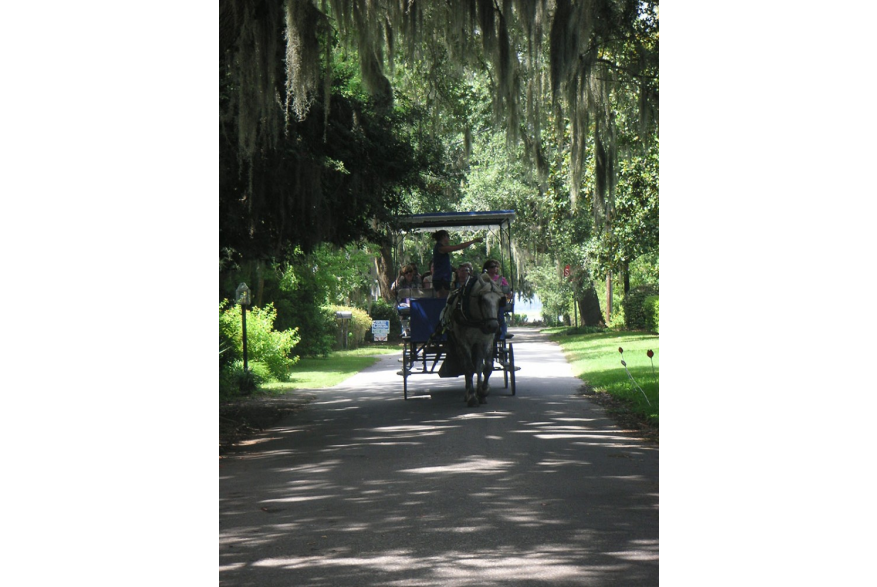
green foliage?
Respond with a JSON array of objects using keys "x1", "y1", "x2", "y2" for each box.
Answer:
[
  {"x1": 328, "y1": 305, "x2": 373, "y2": 350},
  {"x1": 244, "y1": 361, "x2": 274, "y2": 384},
  {"x1": 629, "y1": 251, "x2": 659, "y2": 288},
  {"x1": 219, "y1": 364, "x2": 239, "y2": 399},
  {"x1": 311, "y1": 243, "x2": 381, "y2": 306},
  {"x1": 607, "y1": 306, "x2": 626, "y2": 330},
  {"x1": 643, "y1": 295, "x2": 659, "y2": 334},
  {"x1": 527, "y1": 263, "x2": 573, "y2": 327},
  {"x1": 220, "y1": 360, "x2": 261, "y2": 399},
  {"x1": 219, "y1": 312, "x2": 238, "y2": 369},
  {"x1": 218, "y1": 302, "x2": 300, "y2": 382},
  {"x1": 585, "y1": 143, "x2": 659, "y2": 280},
  {"x1": 234, "y1": 364, "x2": 258, "y2": 394},
  {"x1": 273, "y1": 260, "x2": 338, "y2": 358},
  {"x1": 622, "y1": 285, "x2": 659, "y2": 330},
  {"x1": 367, "y1": 299, "x2": 402, "y2": 342}
]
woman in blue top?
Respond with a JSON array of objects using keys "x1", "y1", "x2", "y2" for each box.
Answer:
[{"x1": 431, "y1": 230, "x2": 483, "y2": 298}]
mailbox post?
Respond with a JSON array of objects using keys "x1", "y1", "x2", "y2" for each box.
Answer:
[
  {"x1": 235, "y1": 283, "x2": 251, "y2": 372},
  {"x1": 335, "y1": 311, "x2": 352, "y2": 350}
]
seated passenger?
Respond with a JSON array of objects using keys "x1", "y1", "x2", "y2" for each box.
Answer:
[
  {"x1": 391, "y1": 264, "x2": 420, "y2": 295},
  {"x1": 483, "y1": 259, "x2": 512, "y2": 340},
  {"x1": 421, "y1": 262, "x2": 434, "y2": 289}
]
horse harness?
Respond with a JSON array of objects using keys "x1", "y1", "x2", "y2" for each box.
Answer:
[{"x1": 447, "y1": 277, "x2": 505, "y2": 335}]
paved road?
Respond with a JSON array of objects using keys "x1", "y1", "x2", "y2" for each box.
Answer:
[{"x1": 220, "y1": 328, "x2": 658, "y2": 586}]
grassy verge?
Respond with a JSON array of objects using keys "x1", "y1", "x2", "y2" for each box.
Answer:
[
  {"x1": 544, "y1": 327, "x2": 659, "y2": 433},
  {"x1": 261, "y1": 344, "x2": 401, "y2": 391}
]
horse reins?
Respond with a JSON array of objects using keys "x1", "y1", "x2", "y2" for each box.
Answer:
[{"x1": 454, "y1": 280, "x2": 502, "y2": 334}]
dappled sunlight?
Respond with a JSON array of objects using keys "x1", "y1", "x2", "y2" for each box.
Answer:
[
  {"x1": 244, "y1": 543, "x2": 642, "y2": 585},
  {"x1": 221, "y1": 329, "x2": 657, "y2": 586},
  {"x1": 451, "y1": 411, "x2": 512, "y2": 420},
  {"x1": 400, "y1": 457, "x2": 513, "y2": 476}
]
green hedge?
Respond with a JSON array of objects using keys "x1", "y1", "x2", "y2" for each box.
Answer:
[
  {"x1": 643, "y1": 295, "x2": 659, "y2": 333},
  {"x1": 622, "y1": 285, "x2": 659, "y2": 330}
]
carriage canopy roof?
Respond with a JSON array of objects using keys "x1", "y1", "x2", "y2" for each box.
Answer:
[{"x1": 395, "y1": 210, "x2": 515, "y2": 234}]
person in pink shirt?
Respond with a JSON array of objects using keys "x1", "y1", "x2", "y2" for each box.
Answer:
[{"x1": 482, "y1": 260, "x2": 512, "y2": 339}]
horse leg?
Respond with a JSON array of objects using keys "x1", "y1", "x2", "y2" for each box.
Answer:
[
  {"x1": 459, "y1": 344, "x2": 480, "y2": 407},
  {"x1": 465, "y1": 373, "x2": 478, "y2": 407},
  {"x1": 475, "y1": 347, "x2": 491, "y2": 404},
  {"x1": 480, "y1": 363, "x2": 492, "y2": 401}
]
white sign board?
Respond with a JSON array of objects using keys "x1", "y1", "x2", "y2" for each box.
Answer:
[{"x1": 372, "y1": 320, "x2": 390, "y2": 342}]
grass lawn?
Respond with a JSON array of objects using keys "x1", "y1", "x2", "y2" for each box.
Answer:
[
  {"x1": 261, "y1": 344, "x2": 401, "y2": 391},
  {"x1": 544, "y1": 327, "x2": 659, "y2": 428}
]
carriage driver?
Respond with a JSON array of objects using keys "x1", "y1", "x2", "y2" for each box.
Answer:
[
  {"x1": 452, "y1": 262, "x2": 474, "y2": 291},
  {"x1": 440, "y1": 262, "x2": 479, "y2": 334}
]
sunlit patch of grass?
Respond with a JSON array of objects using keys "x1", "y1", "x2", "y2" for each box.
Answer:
[
  {"x1": 262, "y1": 344, "x2": 401, "y2": 391},
  {"x1": 544, "y1": 328, "x2": 658, "y2": 427}
]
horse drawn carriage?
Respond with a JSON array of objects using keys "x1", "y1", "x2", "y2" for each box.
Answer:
[{"x1": 391, "y1": 211, "x2": 520, "y2": 404}]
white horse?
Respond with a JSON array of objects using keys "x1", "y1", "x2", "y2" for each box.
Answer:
[{"x1": 445, "y1": 273, "x2": 505, "y2": 407}]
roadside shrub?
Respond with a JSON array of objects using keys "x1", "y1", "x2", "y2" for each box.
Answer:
[
  {"x1": 219, "y1": 366, "x2": 238, "y2": 399},
  {"x1": 643, "y1": 295, "x2": 659, "y2": 333},
  {"x1": 622, "y1": 285, "x2": 659, "y2": 330},
  {"x1": 607, "y1": 306, "x2": 626, "y2": 330},
  {"x1": 367, "y1": 298, "x2": 402, "y2": 342},
  {"x1": 328, "y1": 305, "x2": 373, "y2": 350},
  {"x1": 220, "y1": 360, "x2": 263, "y2": 398},
  {"x1": 219, "y1": 307, "x2": 239, "y2": 369},
  {"x1": 219, "y1": 301, "x2": 300, "y2": 381},
  {"x1": 245, "y1": 360, "x2": 273, "y2": 383}
]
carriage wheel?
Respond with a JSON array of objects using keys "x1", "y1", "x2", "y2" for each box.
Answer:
[
  {"x1": 492, "y1": 339, "x2": 508, "y2": 388},
  {"x1": 508, "y1": 343, "x2": 516, "y2": 395},
  {"x1": 403, "y1": 340, "x2": 410, "y2": 400},
  {"x1": 501, "y1": 341, "x2": 509, "y2": 389}
]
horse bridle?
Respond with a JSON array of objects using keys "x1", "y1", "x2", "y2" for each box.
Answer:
[{"x1": 457, "y1": 279, "x2": 503, "y2": 334}]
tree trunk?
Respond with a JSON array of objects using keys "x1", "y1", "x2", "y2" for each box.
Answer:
[
  {"x1": 375, "y1": 244, "x2": 395, "y2": 302},
  {"x1": 606, "y1": 273, "x2": 613, "y2": 322},
  {"x1": 623, "y1": 261, "x2": 630, "y2": 296},
  {"x1": 579, "y1": 282, "x2": 605, "y2": 326}
]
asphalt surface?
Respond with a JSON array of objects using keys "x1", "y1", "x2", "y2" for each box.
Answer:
[{"x1": 219, "y1": 327, "x2": 659, "y2": 586}]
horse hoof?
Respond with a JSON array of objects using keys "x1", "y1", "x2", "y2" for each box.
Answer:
[
  {"x1": 478, "y1": 396, "x2": 487, "y2": 404},
  {"x1": 467, "y1": 397, "x2": 478, "y2": 407}
]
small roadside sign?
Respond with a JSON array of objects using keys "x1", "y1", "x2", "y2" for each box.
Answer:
[
  {"x1": 563, "y1": 264, "x2": 571, "y2": 278},
  {"x1": 372, "y1": 320, "x2": 390, "y2": 342}
]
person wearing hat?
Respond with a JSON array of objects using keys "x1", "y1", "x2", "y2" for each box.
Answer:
[
  {"x1": 483, "y1": 259, "x2": 512, "y2": 340},
  {"x1": 431, "y1": 230, "x2": 483, "y2": 298}
]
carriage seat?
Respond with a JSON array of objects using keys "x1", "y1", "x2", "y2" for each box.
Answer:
[{"x1": 397, "y1": 287, "x2": 436, "y2": 300}]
